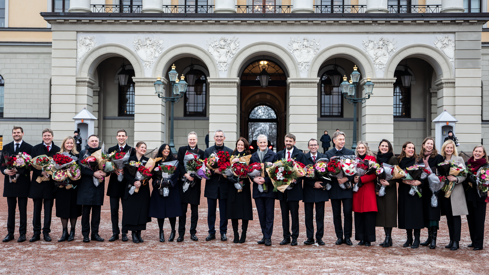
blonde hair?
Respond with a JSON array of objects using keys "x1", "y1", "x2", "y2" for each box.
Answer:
[
  {"x1": 60, "y1": 136, "x2": 79, "y2": 155},
  {"x1": 355, "y1": 141, "x2": 373, "y2": 157},
  {"x1": 440, "y1": 140, "x2": 458, "y2": 158}
]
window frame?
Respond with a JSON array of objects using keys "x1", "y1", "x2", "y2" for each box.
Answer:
[
  {"x1": 118, "y1": 72, "x2": 135, "y2": 117},
  {"x1": 0, "y1": 0, "x2": 5, "y2": 28},
  {"x1": 52, "y1": 0, "x2": 70, "y2": 12},
  {"x1": 393, "y1": 72, "x2": 411, "y2": 118},
  {"x1": 319, "y1": 70, "x2": 344, "y2": 118},
  {"x1": 0, "y1": 75, "x2": 4, "y2": 118},
  {"x1": 184, "y1": 72, "x2": 207, "y2": 117},
  {"x1": 464, "y1": 0, "x2": 482, "y2": 13}
]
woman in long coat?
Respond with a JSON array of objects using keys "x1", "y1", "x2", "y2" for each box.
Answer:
[
  {"x1": 398, "y1": 141, "x2": 423, "y2": 249},
  {"x1": 56, "y1": 136, "x2": 82, "y2": 242},
  {"x1": 353, "y1": 141, "x2": 377, "y2": 247},
  {"x1": 418, "y1": 137, "x2": 444, "y2": 249},
  {"x1": 440, "y1": 140, "x2": 467, "y2": 250},
  {"x1": 227, "y1": 137, "x2": 253, "y2": 243},
  {"x1": 149, "y1": 144, "x2": 182, "y2": 242},
  {"x1": 375, "y1": 139, "x2": 398, "y2": 247},
  {"x1": 123, "y1": 141, "x2": 151, "y2": 243}
]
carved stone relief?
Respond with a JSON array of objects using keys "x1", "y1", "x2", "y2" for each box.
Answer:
[
  {"x1": 287, "y1": 38, "x2": 321, "y2": 72},
  {"x1": 207, "y1": 37, "x2": 240, "y2": 72},
  {"x1": 134, "y1": 37, "x2": 165, "y2": 68},
  {"x1": 362, "y1": 37, "x2": 397, "y2": 70}
]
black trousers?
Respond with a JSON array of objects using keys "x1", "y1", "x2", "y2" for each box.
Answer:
[
  {"x1": 279, "y1": 200, "x2": 299, "y2": 239},
  {"x1": 7, "y1": 197, "x2": 28, "y2": 235},
  {"x1": 81, "y1": 205, "x2": 101, "y2": 237},
  {"x1": 322, "y1": 147, "x2": 329, "y2": 154},
  {"x1": 442, "y1": 197, "x2": 461, "y2": 242},
  {"x1": 109, "y1": 197, "x2": 127, "y2": 235},
  {"x1": 207, "y1": 198, "x2": 227, "y2": 235},
  {"x1": 354, "y1": 212, "x2": 376, "y2": 242},
  {"x1": 467, "y1": 200, "x2": 486, "y2": 249},
  {"x1": 255, "y1": 197, "x2": 274, "y2": 239},
  {"x1": 331, "y1": 198, "x2": 353, "y2": 239},
  {"x1": 179, "y1": 203, "x2": 198, "y2": 236},
  {"x1": 304, "y1": 201, "x2": 325, "y2": 240},
  {"x1": 32, "y1": 198, "x2": 53, "y2": 234}
]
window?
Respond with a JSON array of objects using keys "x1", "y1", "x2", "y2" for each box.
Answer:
[
  {"x1": 0, "y1": 75, "x2": 4, "y2": 118},
  {"x1": 464, "y1": 0, "x2": 481, "y2": 13},
  {"x1": 317, "y1": 0, "x2": 345, "y2": 13},
  {"x1": 120, "y1": 0, "x2": 142, "y2": 12},
  {"x1": 52, "y1": 0, "x2": 70, "y2": 12},
  {"x1": 185, "y1": 0, "x2": 210, "y2": 13},
  {"x1": 388, "y1": 0, "x2": 411, "y2": 13},
  {"x1": 253, "y1": 0, "x2": 276, "y2": 13},
  {"x1": 248, "y1": 105, "x2": 278, "y2": 148},
  {"x1": 118, "y1": 73, "x2": 135, "y2": 116},
  {"x1": 320, "y1": 71, "x2": 343, "y2": 117},
  {"x1": 393, "y1": 71, "x2": 411, "y2": 118},
  {"x1": 0, "y1": 0, "x2": 5, "y2": 27},
  {"x1": 184, "y1": 72, "x2": 207, "y2": 117}
]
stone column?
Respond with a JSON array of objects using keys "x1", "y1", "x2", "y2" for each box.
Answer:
[
  {"x1": 291, "y1": 0, "x2": 314, "y2": 13},
  {"x1": 287, "y1": 78, "x2": 319, "y2": 150},
  {"x1": 207, "y1": 78, "x2": 239, "y2": 147},
  {"x1": 366, "y1": 0, "x2": 388, "y2": 14},
  {"x1": 133, "y1": 77, "x2": 166, "y2": 149},
  {"x1": 69, "y1": 0, "x2": 91, "y2": 13},
  {"x1": 361, "y1": 78, "x2": 396, "y2": 148},
  {"x1": 214, "y1": 0, "x2": 236, "y2": 13},
  {"x1": 142, "y1": 0, "x2": 164, "y2": 13},
  {"x1": 441, "y1": 0, "x2": 464, "y2": 13},
  {"x1": 435, "y1": 78, "x2": 456, "y2": 116}
]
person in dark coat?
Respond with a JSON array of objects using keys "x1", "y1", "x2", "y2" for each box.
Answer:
[
  {"x1": 418, "y1": 137, "x2": 444, "y2": 249},
  {"x1": 149, "y1": 143, "x2": 182, "y2": 242},
  {"x1": 77, "y1": 135, "x2": 107, "y2": 243},
  {"x1": 107, "y1": 129, "x2": 132, "y2": 242},
  {"x1": 56, "y1": 136, "x2": 82, "y2": 242},
  {"x1": 205, "y1": 132, "x2": 210, "y2": 149},
  {"x1": 1, "y1": 126, "x2": 32, "y2": 243},
  {"x1": 324, "y1": 131, "x2": 355, "y2": 246},
  {"x1": 319, "y1": 131, "x2": 331, "y2": 154},
  {"x1": 275, "y1": 133, "x2": 306, "y2": 246},
  {"x1": 228, "y1": 137, "x2": 253, "y2": 243},
  {"x1": 204, "y1": 130, "x2": 233, "y2": 241},
  {"x1": 397, "y1": 141, "x2": 423, "y2": 249},
  {"x1": 444, "y1": 131, "x2": 458, "y2": 145},
  {"x1": 176, "y1": 131, "x2": 204, "y2": 242},
  {"x1": 464, "y1": 146, "x2": 488, "y2": 250},
  {"x1": 375, "y1": 139, "x2": 398, "y2": 248},
  {"x1": 73, "y1": 130, "x2": 82, "y2": 153},
  {"x1": 303, "y1": 138, "x2": 329, "y2": 246},
  {"x1": 122, "y1": 141, "x2": 151, "y2": 243},
  {"x1": 29, "y1": 128, "x2": 60, "y2": 242},
  {"x1": 250, "y1": 134, "x2": 277, "y2": 246}
]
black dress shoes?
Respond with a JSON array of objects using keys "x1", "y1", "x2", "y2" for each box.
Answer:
[
  {"x1": 280, "y1": 238, "x2": 290, "y2": 245},
  {"x1": 43, "y1": 233, "x2": 52, "y2": 242},
  {"x1": 445, "y1": 240, "x2": 453, "y2": 249},
  {"x1": 91, "y1": 233, "x2": 104, "y2": 242},
  {"x1": 344, "y1": 238, "x2": 353, "y2": 246},
  {"x1": 17, "y1": 234, "x2": 26, "y2": 243},
  {"x1": 358, "y1": 240, "x2": 365, "y2": 246},
  {"x1": 2, "y1": 234, "x2": 14, "y2": 242},
  {"x1": 58, "y1": 229, "x2": 68, "y2": 242},
  {"x1": 335, "y1": 238, "x2": 343, "y2": 245},
  {"x1": 291, "y1": 239, "x2": 298, "y2": 246},
  {"x1": 177, "y1": 236, "x2": 184, "y2": 242},
  {"x1": 265, "y1": 239, "x2": 272, "y2": 246},
  {"x1": 221, "y1": 234, "x2": 227, "y2": 241},
  {"x1": 109, "y1": 234, "x2": 119, "y2": 242},
  {"x1": 206, "y1": 234, "x2": 216, "y2": 241},
  {"x1": 468, "y1": 243, "x2": 474, "y2": 247},
  {"x1": 257, "y1": 238, "x2": 265, "y2": 245},
  {"x1": 83, "y1": 236, "x2": 90, "y2": 243},
  {"x1": 450, "y1": 241, "x2": 459, "y2": 251},
  {"x1": 304, "y1": 238, "x2": 315, "y2": 245},
  {"x1": 121, "y1": 233, "x2": 128, "y2": 242},
  {"x1": 169, "y1": 230, "x2": 176, "y2": 242},
  {"x1": 364, "y1": 241, "x2": 371, "y2": 247},
  {"x1": 474, "y1": 247, "x2": 483, "y2": 251},
  {"x1": 190, "y1": 234, "x2": 198, "y2": 241},
  {"x1": 239, "y1": 233, "x2": 246, "y2": 243},
  {"x1": 317, "y1": 239, "x2": 325, "y2": 246},
  {"x1": 29, "y1": 234, "x2": 40, "y2": 242}
]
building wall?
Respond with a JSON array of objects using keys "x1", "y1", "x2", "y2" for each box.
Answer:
[
  {"x1": 0, "y1": 120, "x2": 51, "y2": 146},
  {"x1": 482, "y1": 46, "x2": 489, "y2": 146},
  {"x1": 8, "y1": 0, "x2": 48, "y2": 28}
]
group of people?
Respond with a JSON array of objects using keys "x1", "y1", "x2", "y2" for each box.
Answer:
[{"x1": 1, "y1": 126, "x2": 487, "y2": 251}]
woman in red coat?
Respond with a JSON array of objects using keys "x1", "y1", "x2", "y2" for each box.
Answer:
[{"x1": 353, "y1": 141, "x2": 378, "y2": 246}]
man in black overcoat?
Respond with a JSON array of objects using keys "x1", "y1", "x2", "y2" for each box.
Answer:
[
  {"x1": 1, "y1": 126, "x2": 32, "y2": 242},
  {"x1": 204, "y1": 130, "x2": 233, "y2": 241},
  {"x1": 107, "y1": 129, "x2": 132, "y2": 242},
  {"x1": 320, "y1": 130, "x2": 331, "y2": 154},
  {"x1": 303, "y1": 138, "x2": 330, "y2": 246},
  {"x1": 29, "y1": 128, "x2": 60, "y2": 242},
  {"x1": 176, "y1": 131, "x2": 204, "y2": 242},
  {"x1": 275, "y1": 133, "x2": 306, "y2": 246},
  {"x1": 324, "y1": 131, "x2": 355, "y2": 245}
]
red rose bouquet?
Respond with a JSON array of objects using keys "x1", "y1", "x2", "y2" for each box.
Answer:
[
  {"x1": 52, "y1": 153, "x2": 75, "y2": 170},
  {"x1": 2, "y1": 152, "x2": 32, "y2": 183},
  {"x1": 230, "y1": 162, "x2": 250, "y2": 192},
  {"x1": 248, "y1": 162, "x2": 268, "y2": 192},
  {"x1": 80, "y1": 155, "x2": 103, "y2": 186},
  {"x1": 32, "y1": 155, "x2": 51, "y2": 170},
  {"x1": 153, "y1": 160, "x2": 179, "y2": 197},
  {"x1": 183, "y1": 152, "x2": 210, "y2": 193},
  {"x1": 327, "y1": 157, "x2": 343, "y2": 178},
  {"x1": 217, "y1": 151, "x2": 232, "y2": 176},
  {"x1": 111, "y1": 151, "x2": 130, "y2": 181}
]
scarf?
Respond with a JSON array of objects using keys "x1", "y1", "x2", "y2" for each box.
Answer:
[
  {"x1": 358, "y1": 154, "x2": 366, "y2": 160},
  {"x1": 258, "y1": 148, "x2": 268, "y2": 163},
  {"x1": 214, "y1": 144, "x2": 224, "y2": 151},
  {"x1": 376, "y1": 152, "x2": 393, "y2": 165},
  {"x1": 187, "y1": 145, "x2": 199, "y2": 154},
  {"x1": 399, "y1": 156, "x2": 416, "y2": 169},
  {"x1": 467, "y1": 157, "x2": 487, "y2": 174}
]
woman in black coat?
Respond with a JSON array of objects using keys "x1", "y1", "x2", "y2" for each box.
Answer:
[
  {"x1": 149, "y1": 144, "x2": 182, "y2": 242},
  {"x1": 123, "y1": 141, "x2": 151, "y2": 243},
  {"x1": 56, "y1": 136, "x2": 82, "y2": 242},
  {"x1": 397, "y1": 141, "x2": 423, "y2": 249},
  {"x1": 418, "y1": 137, "x2": 444, "y2": 249},
  {"x1": 227, "y1": 137, "x2": 253, "y2": 243}
]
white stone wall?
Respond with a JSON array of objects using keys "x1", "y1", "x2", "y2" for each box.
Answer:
[
  {"x1": 102, "y1": 119, "x2": 135, "y2": 148},
  {"x1": 482, "y1": 47, "x2": 489, "y2": 147},
  {"x1": 0, "y1": 120, "x2": 51, "y2": 146},
  {"x1": 174, "y1": 119, "x2": 209, "y2": 149}
]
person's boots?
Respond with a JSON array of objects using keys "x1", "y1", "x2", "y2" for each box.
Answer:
[
  {"x1": 379, "y1": 227, "x2": 387, "y2": 246},
  {"x1": 233, "y1": 224, "x2": 239, "y2": 243},
  {"x1": 159, "y1": 228, "x2": 165, "y2": 242},
  {"x1": 412, "y1": 229, "x2": 421, "y2": 249},
  {"x1": 429, "y1": 227, "x2": 437, "y2": 249},
  {"x1": 58, "y1": 228, "x2": 68, "y2": 242},
  {"x1": 403, "y1": 229, "x2": 413, "y2": 247},
  {"x1": 421, "y1": 228, "x2": 432, "y2": 246},
  {"x1": 382, "y1": 227, "x2": 392, "y2": 248}
]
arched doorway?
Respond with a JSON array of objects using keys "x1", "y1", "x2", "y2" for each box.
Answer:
[{"x1": 248, "y1": 105, "x2": 278, "y2": 150}]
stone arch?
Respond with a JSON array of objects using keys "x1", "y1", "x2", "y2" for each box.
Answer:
[
  {"x1": 384, "y1": 44, "x2": 453, "y2": 80},
  {"x1": 78, "y1": 43, "x2": 144, "y2": 79},
  {"x1": 228, "y1": 42, "x2": 300, "y2": 78},
  {"x1": 242, "y1": 89, "x2": 286, "y2": 112},
  {"x1": 309, "y1": 44, "x2": 376, "y2": 79},
  {"x1": 152, "y1": 44, "x2": 219, "y2": 78}
]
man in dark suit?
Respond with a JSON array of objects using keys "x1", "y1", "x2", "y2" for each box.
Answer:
[
  {"x1": 204, "y1": 130, "x2": 233, "y2": 241},
  {"x1": 1, "y1": 126, "x2": 33, "y2": 242},
  {"x1": 319, "y1": 130, "x2": 331, "y2": 154},
  {"x1": 303, "y1": 138, "x2": 330, "y2": 246},
  {"x1": 29, "y1": 128, "x2": 60, "y2": 242},
  {"x1": 73, "y1": 129, "x2": 82, "y2": 153},
  {"x1": 324, "y1": 131, "x2": 354, "y2": 245},
  {"x1": 177, "y1": 131, "x2": 204, "y2": 242},
  {"x1": 107, "y1": 129, "x2": 132, "y2": 242},
  {"x1": 276, "y1": 133, "x2": 306, "y2": 246}
]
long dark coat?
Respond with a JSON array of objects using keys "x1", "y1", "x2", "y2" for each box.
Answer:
[
  {"x1": 177, "y1": 145, "x2": 204, "y2": 205},
  {"x1": 122, "y1": 155, "x2": 151, "y2": 230},
  {"x1": 1, "y1": 141, "x2": 33, "y2": 198},
  {"x1": 204, "y1": 144, "x2": 233, "y2": 200},
  {"x1": 376, "y1": 155, "x2": 399, "y2": 228},
  {"x1": 77, "y1": 147, "x2": 105, "y2": 206},
  {"x1": 420, "y1": 154, "x2": 444, "y2": 223},
  {"x1": 324, "y1": 147, "x2": 355, "y2": 200},
  {"x1": 249, "y1": 149, "x2": 277, "y2": 199},
  {"x1": 56, "y1": 151, "x2": 82, "y2": 219},
  {"x1": 302, "y1": 152, "x2": 329, "y2": 203},
  {"x1": 320, "y1": 134, "x2": 331, "y2": 148},
  {"x1": 106, "y1": 144, "x2": 132, "y2": 198},
  {"x1": 29, "y1": 142, "x2": 60, "y2": 200},
  {"x1": 275, "y1": 146, "x2": 306, "y2": 202},
  {"x1": 227, "y1": 152, "x2": 253, "y2": 220},
  {"x1": 149, "y1": 157, "x2": 182, "y2": 219},
  {"x1": 398, "y1": 156, "x2": 424, "y2": 230}
]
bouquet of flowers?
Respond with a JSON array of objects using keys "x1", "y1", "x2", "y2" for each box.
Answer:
[
  {"x1": 356, "y1": 159, "x2": 369, "y2": 177},
  {"x1": 293, "y1": 161, "x2": 307, "y2": 178},
  {"x1": 80, "y1": 155, "x2": 103, "y2": 187},
  {"x1": 327, "y1": 157, "x2": 346, "y2": 188},
  {"x1": 406, "y1": 164, "x2": 423, "y2": 198},
  {"x1": 52, "y1": 153, "x2": 75, "y2": 170},
  {"x1": 248, "y1": 162, "x2": 268, "y2": 193},
  {"x1": 96, "y1": 151, "x2": 116, "y2": 174},
  {"x1": 441, "y1": 162, "x2": 467, "y2": 198},
  {"x1": 128, "y1": 165, "x2": 152, "y2": 195},
  {"x1": 313, "y1": 158, "x2": 332, "y2": 190},
  {"x1": 67, "y1": 163, "x2": 82, "y2": 182},
  {"x1": 267, "y1": 159, "x2": 297, "y2": 192},
  {"x1": 183, "y1": 152, "x2": 210, "y2": 193},
  {"x1": 378, "y1": 163, "x2": 394, "y2": 181},
  {"x1": 153, "y1": 160, "x2": 178, "y2": 197},
  {"x1": 111, "y1": 151, "x2": 131, "y2": 182},
  {"x1": 437, "y1": 160, "x2": 452, "y2": 177},
  {"x1": 32, "y1": 155, "x2": 52, "y2": 183},
  {"x1": 476, "y1": 166, "x2": 489, "y2": 197},
  {"x1": 340, "y1": 156, "x2": 357, "y2": 177},
  {"x1": 304, "y1": 164, "x2": 315, "y2": 178},
  {"x1": 367, "y1": 160, "x2": 381, "y2": 175},
  {"x1": 418, "y1": 164, "x2": 444, "y2": 207},
  {"x1": 230, "y1": 162, "x2": 250, "y2": 192},
  {"x1": 375, "y1": 164, "x2": 387, "y2": 196},
  {"x1": 392, "y1": 165, "x2": 406, "y2": 180},
  {"x1": 2, "y1": 153, "x2": 32, "y2": 183}
]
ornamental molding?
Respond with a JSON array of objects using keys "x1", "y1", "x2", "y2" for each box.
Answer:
[
  {"x1": 366, "y1": 78, "x2": 396, "y2": 88},
  {"x1": 435, "y1": 78, "x2": 456, "y2": 89},
  {"x1": 133, "y1": 37, "x2": 165, "y2": 69},
  {"x1": 434, "y1": 36, "x2": 455, "y2": 62},
  {"x1": 287, "y1": 77, "x2": 320, "y2": 88},
  {"x1": 132, "y1": 77, "x2": 161, "y2": 87},
  {"x1": 207, "y1": 37, "x2": 240, "y2": 72},
  {"x1": 207, "y1": 77, "x2": 240, "y2": 88},
  {"x1": 362, "y1": 37, "x2": 397, "y2": 70},
  {"x1": 76, "y1": 77, "x2": 96, "y2": 89},
  {"x1": 287, "y1": 38, "x2": 321, "y2": 72},
  {"x1": 77, "y1": 36, "x2": 96, "y2": 61}
]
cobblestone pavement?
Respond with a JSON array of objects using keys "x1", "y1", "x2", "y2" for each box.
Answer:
[{"x1": 0, "y1": 174, "x2": 487, "y2": 274}]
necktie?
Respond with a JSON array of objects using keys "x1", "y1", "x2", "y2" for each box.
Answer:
[
  {"x1": 46, "y1": 145, "x2": 50, "y2": 152},
  {"x1": 287, "y1": 151, "x2": 291, "y2": 159},
  {"x1": 120, "y1": 146, "x2": 124, "y2": 152},
  {"x1": 313, "y1": 156, "x2": 316, "y2": 162},
  {"x1": 15, "y1": 143, "x2": 19, "y2": 153}
]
